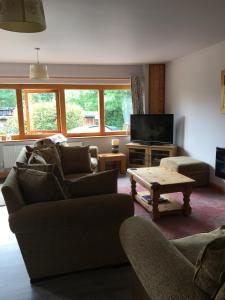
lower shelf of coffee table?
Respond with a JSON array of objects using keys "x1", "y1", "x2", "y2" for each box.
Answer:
[{"x1": 135, "y1": 191, "x2": 183, "y2": 215}]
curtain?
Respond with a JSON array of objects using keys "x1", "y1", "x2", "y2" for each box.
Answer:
[{"x1": 131, "y1": 76, "x2": 144, "y2": 114}]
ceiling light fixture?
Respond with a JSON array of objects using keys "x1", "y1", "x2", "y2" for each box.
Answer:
[
  {"x1": 0, "y1": 0, "x2": 46, "y2": 33},
  {"x1": 30, "y1": 47, "x2": 49, "y2": 80}
]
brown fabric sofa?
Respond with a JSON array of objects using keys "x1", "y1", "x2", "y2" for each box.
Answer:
[
  {"x1": 2, "y1": 144, "x2": 134, "y2": 282},
  {"x1": 30, "y1": 134, "x2": 99, "y2": 179},
  {"x1": 120, "y1": 217, "x2": 225, "y2": 300}
]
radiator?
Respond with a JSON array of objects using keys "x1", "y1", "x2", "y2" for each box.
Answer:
[
  {"x1": 3, "y1": 145, "x2": 25, "y2": 168},
  {"x1": 2, "y1": 141, "x2": 83, "y2": 168}
]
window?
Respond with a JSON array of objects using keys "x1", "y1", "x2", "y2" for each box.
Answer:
[
  {"x1": 0, "y1": 89, "x2": 19, "y2": 136},
  {"x1": 64, "y1": 89, "x2": 100, "y2": 134},
  {"x1": 0, "y1": 84, "x2": 132, "y2": 139},
  {"x1": 104, "y1": 89, "x2": 132, "y2": 131},
  {"x1": 23, "y1": 90, "x2": 60, "y2": 134}
]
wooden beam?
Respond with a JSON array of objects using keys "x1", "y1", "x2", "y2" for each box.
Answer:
[{"x1": 149, "y1": 64, "x2": 165, "y2": 114}]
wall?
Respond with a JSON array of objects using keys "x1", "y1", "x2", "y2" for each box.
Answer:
[
  {"x1": 166, "y1": 40, "x2": 225, "y2": 187},
  {"x1": 0, "y1": 63, "x2": 145, "y2": 167},
  {"x1": 0, "y1": 63, "x2": 144, "y2": 84},
  {"x1": 0, "y1": 135, "x2": 130, "y2": 169}
]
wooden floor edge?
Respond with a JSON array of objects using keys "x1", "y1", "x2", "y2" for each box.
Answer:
[{"x1": 210, "y1": 182, "x2": 225, "y2": 194}]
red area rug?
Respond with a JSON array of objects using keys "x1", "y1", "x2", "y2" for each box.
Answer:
[{"x1": 118, "y1": 176, "x2": 225, "y2": 240}]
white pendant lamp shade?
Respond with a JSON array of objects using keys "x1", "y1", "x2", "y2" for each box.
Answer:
[
  {"x1": 30, "y1": 64, "x2": 48, "y2": 79},
  {"x1": 0, "y1": 0, "x2": 46, "y2": 33},
  {"x1": 29, "y1": 48, "x2": 49, "y2": 80}
]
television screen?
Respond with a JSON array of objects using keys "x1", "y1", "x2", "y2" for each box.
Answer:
[{"x1": 130, "y1": 114, "x2": 174, "y2": 144}]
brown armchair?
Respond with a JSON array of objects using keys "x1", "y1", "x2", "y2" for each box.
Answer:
[{"x1": 120, "y1": 217, "x2": 225, "y2": 300}]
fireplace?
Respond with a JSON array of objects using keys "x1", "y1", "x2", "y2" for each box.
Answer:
[{"x1": 215, "y1": 147, "x2": 225, "y2": 180}]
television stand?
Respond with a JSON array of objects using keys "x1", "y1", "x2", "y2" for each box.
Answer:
[
  {"x1": 126, "y1": 142, "x2": 177, "y2": 167},
  {"x1": 140, "y1": 141, "x2": 162, "y2": 146}
]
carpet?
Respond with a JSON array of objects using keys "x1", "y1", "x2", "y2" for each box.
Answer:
[
  {"x1": 1, "y1": 176, "x2": 225, "y2": 300},
  {"x1": 118, "y1": 176, "x2": 225, "y2": 240}
]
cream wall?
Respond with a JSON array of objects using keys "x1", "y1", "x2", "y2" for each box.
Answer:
[
  {"x1": 166, "y1": 40, "x2": 225, "y2": 187},
  {"x1": 0, "y1": 63, "x2": 144, "y2": 84},
  {"x1": 0, "y1": 63, "x2": 146, "y2": 167}
]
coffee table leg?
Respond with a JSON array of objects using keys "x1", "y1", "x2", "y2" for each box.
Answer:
[
  {"x1": 130, "y1": 176, "x2": 137, "y2": 201},
  {"x1": 182, "y1": 185, "x2": 192, "y2": 216},
  {"x1": 152, "y1": 189, "x2": 160, "y2": 221}
]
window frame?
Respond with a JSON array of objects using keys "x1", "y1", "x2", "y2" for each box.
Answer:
[
  {"x1": 23, "y1": 88, "x2": 61, "y2": 135},
  {"x1": 0, "y1": 83, "x2": 131, "y2": 140}
]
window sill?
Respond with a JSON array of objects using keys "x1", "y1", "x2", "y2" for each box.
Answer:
[{"x1": 0, "y1": 134, "x2": 130, "y2": 143}]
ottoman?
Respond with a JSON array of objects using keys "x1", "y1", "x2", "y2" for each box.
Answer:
[{"x1": 160, "y1": 156, "x2": 209, "y2": 187}]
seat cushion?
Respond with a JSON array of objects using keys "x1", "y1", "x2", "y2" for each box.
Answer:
[{"x1": 59, "y1": 145, "x2": 92, "y2": 175}]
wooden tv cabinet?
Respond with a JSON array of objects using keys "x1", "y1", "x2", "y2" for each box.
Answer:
[{"x1": 126, "y1": 143, "x2": 177, "y2": 168}]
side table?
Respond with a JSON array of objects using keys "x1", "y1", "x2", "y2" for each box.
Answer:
[{"x1": 98, "y1": 153, "x2": 127, "y2": 175}]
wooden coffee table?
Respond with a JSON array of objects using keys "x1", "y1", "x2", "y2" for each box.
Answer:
[{"x1": 127, "y1": 167, "x2": 195, "y2": 221}]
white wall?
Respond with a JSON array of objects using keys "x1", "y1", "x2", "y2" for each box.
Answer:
[
  {"x1": 0, "y1": 63, "x2": 144, "y2": 84},
  {"x1": 0, "y1": 63, "x2": 146, "y2": 167},
  {"x1": 166, "y1": 40, "x2": 225, "y2": 187}
]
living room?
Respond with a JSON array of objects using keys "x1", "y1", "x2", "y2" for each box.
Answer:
[{"x1": 0, "y1": 1, "x2": 225, "y2": 300}]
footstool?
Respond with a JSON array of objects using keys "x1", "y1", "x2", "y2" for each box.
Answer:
[{"x1": 160, "y1": 156, "x2": 209, "y2": 187}]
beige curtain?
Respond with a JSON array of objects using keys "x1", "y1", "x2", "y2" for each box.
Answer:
[{"x1": 131, "y1": 76, "x2": 144, "y2": 114}]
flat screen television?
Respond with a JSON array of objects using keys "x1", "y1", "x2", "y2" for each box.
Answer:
[{"x1": 130, "y1": 114, "x2": 174, "y2": 144}]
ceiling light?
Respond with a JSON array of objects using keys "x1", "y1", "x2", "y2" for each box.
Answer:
[
  {"x1": 0, "y1": 0, "x2": 46, "y2": 33},
  {"x1": 30, "y1": 48, "x2": 49, "y2": 80}
]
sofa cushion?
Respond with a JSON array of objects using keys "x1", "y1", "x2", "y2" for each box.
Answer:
[
  {"x1": 28, "y1": 152, "x2": 47, "y2": 164},
  {"x1": 194, "y1": 236, "x2": 225, "y2": 298},
  {"x1": 55, "y1": 141, "x2": 69, "y2": 158},
  {"x1": 15, "y1": 168, "x2": 66, "y2": 205},
  {"x1": 59, "y1": 145, "x2": 92, "y2": 175},
  {"x1": 34, "y1": 136, "x2": 69, "y2": 158},
  {"x1": 30, "y1": 146, "x2": 64, "y2": 181},
  {"x1": 16, "y1": 162, "x2": 55, "y2": 173},
  {"x1": 64, "y1": 169, "x2": 118, "y2": 198}
]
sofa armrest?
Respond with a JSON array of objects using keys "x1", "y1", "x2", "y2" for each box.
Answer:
[
  {"x1": 89, "y1": 146, "x2": 98, "y2": 158},
  {"x1": 120, "y1": 217, "x2": 207, "y2": 300},
  {"x1": 9, "y1": 193, "x2": 133, "y2": 234}
]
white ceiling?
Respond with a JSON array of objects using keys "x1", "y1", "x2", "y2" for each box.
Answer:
[{"x1": 1, "y1": 0, "x2": 225, "y2": 65}]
